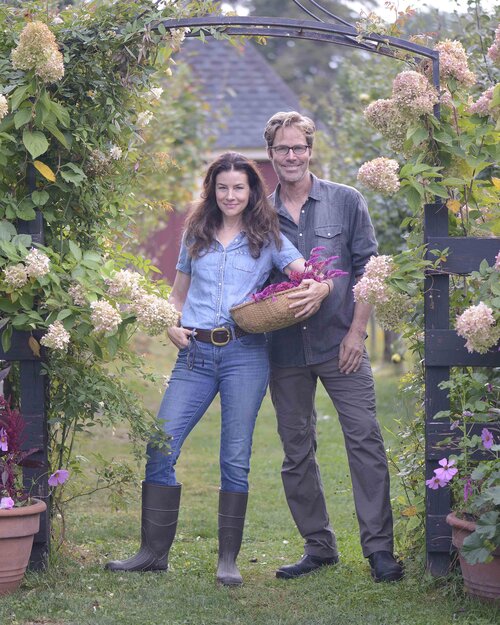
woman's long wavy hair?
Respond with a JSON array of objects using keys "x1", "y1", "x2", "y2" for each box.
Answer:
[{"x1": 185, "y1": 152, "x2": 282, "y2": 258}]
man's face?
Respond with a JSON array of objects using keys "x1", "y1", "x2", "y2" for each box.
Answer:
[{"x1": 267, "y1": 125, "x2": 312, "y2": 185}]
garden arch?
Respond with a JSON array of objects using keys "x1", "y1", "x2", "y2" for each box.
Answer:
[{"x1": 4, "y1": 0, "x2": 498, "y2": 575}]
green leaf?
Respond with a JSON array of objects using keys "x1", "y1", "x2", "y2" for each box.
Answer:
[
  {"x1": 10, "y1": 85, "x2": 30, "y2": 111},
  {"x1": 11, "y1": 234, "x2": 32, "y2": 248},
  {"x1": 1, "y1": 324, "x2": 12, "y2": 353},
  {"x1": 31, "y1": 190, "x2": 49, "y2": 207},
  {"x1": 60, "y1": 163, "x2": 86, "y2": 186},
  {"x1": 43, "y1": 120, "x2": 70, "y2": 150},
  {"x1": 50, "y1": 101, "x2": 70, "y2": 128},
  {"x1": 22, "y1": 129, "x2": 49, "y2": 159},
  {"x1": 68, "y1": 240, "x2": 82, "y2": 262},
  {"x1": 15, "y1": 202, "x2": 36, "y2": 221},
  {"x1": 14, "y1": 107, "x2": 32, "y2": 129},
  {"x1": 0, "y1": 220, "x2": 17, "y2": 241}
]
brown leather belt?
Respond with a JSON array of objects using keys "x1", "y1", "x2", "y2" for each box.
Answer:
[{"x1": 184, "y1": 326, "x2": 248, "y2": 346}]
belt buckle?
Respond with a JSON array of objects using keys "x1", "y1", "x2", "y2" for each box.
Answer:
[{"x1": 211, "y1": 327, "x2": 230, "y2": 346}]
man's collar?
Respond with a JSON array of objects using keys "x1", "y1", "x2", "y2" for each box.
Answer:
[{"x1": 272, "y1": 173, "x2": 321, "y2": 207}]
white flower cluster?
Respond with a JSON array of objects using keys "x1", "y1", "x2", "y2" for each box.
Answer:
[
  {"x1": 137, "y1": 110, "x2": 153, "y2": 128},
  {"x1": 131, "y1": 292, "x2": 179, "y2": 336},
  {"x1": 11, "y1": 21, "x2": 64, "y2": 84},
  {"x1": 109, "y1": 145, "x2": 123, "y2": 160},
  {"x1": 90, "y1": 300, "x2": 122, "y2": 334},
  {"x1": 106, "y1": 269, "x2": 143, "y2": 299},
  {"x1": 456, "y1": 302, "x2": 500, "y2": 354},
  {"x1": 68, "y1": 282, "x2": 87, "y2": 306},
  {"x1": 3, "y1": 263, "x2": 28, "y2": 289},
  {"x1": 357, "y1": 157, "x2": 400, "y2": 196},
  {"x1": 0, "y1": 94, "x2": 8, "y2": 120},
  {"x1": 169, "y1": 28, "x2": 189, "y2": 50},
  {"x1": 40, "y1": 320, "x2": 71, "y2": 351},
  {"x1": 25, "y1": 248, "x2": 51, "y2": 278},
  {"x1": 144, "y1": 86, "x2": 164, "y2": 103}
]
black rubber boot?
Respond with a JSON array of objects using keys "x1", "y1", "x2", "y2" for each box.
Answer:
[
  {"x1": 105, "y1": 482, "x2": 181, "y2": 572},
  {"x1": 216, "y1": 490, "x2": 248, "y2": 586}
]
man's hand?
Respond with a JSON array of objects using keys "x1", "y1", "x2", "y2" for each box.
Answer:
[
  {"x1": 167, "y1": 326, "x2": 192, "y2": 350},
  {"x1": 339, "y1": 328, "x2": 365, "y2": 374},
  {"x1": 287, "y1": 278, "x2": 331, "y2": 318}
]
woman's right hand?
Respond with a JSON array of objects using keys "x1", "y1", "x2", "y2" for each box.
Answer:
[{"x1": 167, "y1": 326, "x2": 193, "y2": 350}]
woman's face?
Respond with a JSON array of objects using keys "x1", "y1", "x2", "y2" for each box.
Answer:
[{"x1": 215, "y1": 169, "x2": 250, "y2": 222}]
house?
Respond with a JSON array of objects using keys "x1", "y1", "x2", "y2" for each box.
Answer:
[{"x1": 144, "y1": 37, "x2": 304, "y2": 283}]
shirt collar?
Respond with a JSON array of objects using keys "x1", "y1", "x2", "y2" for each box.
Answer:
[{"x1": 272, "y1": 173, "x2": 321, "y2": 217}]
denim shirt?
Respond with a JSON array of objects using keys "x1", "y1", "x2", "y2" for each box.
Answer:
[
  {"x1": 176, "y1": 232, "x2": 302, "y2": 329},
  {"x1": 269, "y1": 174, "x2": 378, "y2": 367}
]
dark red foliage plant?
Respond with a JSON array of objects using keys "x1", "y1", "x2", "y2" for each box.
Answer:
[{"x1": 252, "y1": 247, "x2": 348, "y2": 302}]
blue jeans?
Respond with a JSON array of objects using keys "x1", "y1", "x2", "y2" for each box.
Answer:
[{"x1": 145, "y1": 333, "x2": 270, "y2": 493}]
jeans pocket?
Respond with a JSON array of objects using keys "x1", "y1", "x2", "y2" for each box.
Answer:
[{"x1": 237, "y1": 333, "x2": 267, "y2": 347}]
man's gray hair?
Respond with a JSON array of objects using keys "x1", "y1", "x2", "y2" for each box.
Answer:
[{"x1": 264, "y1": 111, "x2": 316, "y2": 148}]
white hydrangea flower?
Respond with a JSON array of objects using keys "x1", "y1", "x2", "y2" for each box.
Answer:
[
  {"x1": 109, "y1": 145, "x2": 123, "y2": 160},
  {"x1": 40, "y1": 320, "x2": 70, "y2": 351},
  {"x1": 90, "y1": 300, "x2": 122, "y2": 334},
  {"x1": 0, "y1": 94, "x2": 8, "y2": 120},
  {"x1": 68, "y1": 283, "x2": 87, "y2": 306},
  {"x1": 106, "y1": 270, "x2": 143, "y2": 299},
  {"x1": 131, "y1": 293, "x2": 179, "y2": 335},
  {"x1": 25, "y1": 248, "x2": 50, "y2": 278},
  {"x1": 137, "y1": 111, "x2": 153, "y2": 128},
  {"x1": 4, "y1": 263, "x2": 29, "y2": 288}
]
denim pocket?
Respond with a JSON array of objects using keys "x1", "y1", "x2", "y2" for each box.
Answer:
[
  {"x1": 232, "y1": 252, "x2": 258, "y2": 273},
  {"x1": 236, "y1": 333, "x2": 267, "y2": 347}
]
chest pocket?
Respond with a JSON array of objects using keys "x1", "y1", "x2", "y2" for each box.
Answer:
[
  {"x1": 314, "y1": 224, "x2": 343, "y2": 256},
  {"x1": 232, "y1": 252, "x2": 258, "y2": 273}
]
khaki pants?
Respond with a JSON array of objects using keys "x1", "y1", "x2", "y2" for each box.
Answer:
[{"x1": 270, "y1": 350, "x2": 394, "y2": 558}]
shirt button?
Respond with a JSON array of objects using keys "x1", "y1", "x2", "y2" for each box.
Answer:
[
  {"x1": 327, "y1": 232, "x2": 331, "y2": 236},
  {"x1": 299, "y1": 233, "x2": 303, "y2": 237},
  {"x1": 218, "y1": 283, "x2": 221, "y2": 286},
  {"x1": 303, "y1": 326, "x2": 307, "y2": 330}
]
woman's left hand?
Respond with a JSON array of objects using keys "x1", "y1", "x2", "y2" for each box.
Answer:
[{"x1": 287, "y1": 279, "x2": 330, "y2": 318}]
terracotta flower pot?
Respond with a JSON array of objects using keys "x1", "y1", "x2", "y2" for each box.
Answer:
[
  {"x1": 446, "y1": 511, "x2": 500, "y2": 602},
  {"x1": 0, "y1": 498, "x2": 47, "y2": 596}
]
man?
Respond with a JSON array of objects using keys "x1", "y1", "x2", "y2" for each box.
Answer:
[{"x1": 264, "y1": 111, "x2": 403, "y2": 583}]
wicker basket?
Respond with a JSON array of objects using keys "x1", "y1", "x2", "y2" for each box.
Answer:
[{"x1": 230, "y1": 285, "x2": 312, "y2": 333}]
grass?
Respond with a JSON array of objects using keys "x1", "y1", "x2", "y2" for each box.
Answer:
[{"x1": 1, "y1": 338, "x2": 499, "y2": 625}]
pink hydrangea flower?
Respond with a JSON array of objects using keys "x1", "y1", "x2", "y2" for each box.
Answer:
[
  {"x1": 0, "y1": 427, "x2": 7, "y2": 451},
  {"x1": 481, "y1": 428, "x2": 494, "y2": 449},
  {"x1": 455, "y1": 302, "x2": 500, "y2": 354},
  {"x1": 469, "y1": 86, "x2": 499, "y2": 120},
  {"x1": 48, "y1": 469, "x2": 69, "y2": 486},
  {"x1": 357, "y1": 157, "x2": 400, "y2": 196},
  {"x1": 434, "y1": 458, "x2": 458, "y2": 483},
  {"x1": 392, "y1": 70, "x2": 438, "y2": 117},
  {"x1": 487, "y1": 24, "x2": 500, "y2": 65},
  {"x1": 434, "y1": 40, "x2": 476, "y2": 87},
  {"x1": 0, "y1": 496, "x2": 15, "y2": 509}
]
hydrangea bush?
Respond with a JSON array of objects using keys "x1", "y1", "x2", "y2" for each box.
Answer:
[
  {"x1": 354, "y1": 8, "x2": 499, "y2": 565},
  {"x1": 0, "y1": 0, "x2": 221, "y2": 517}
]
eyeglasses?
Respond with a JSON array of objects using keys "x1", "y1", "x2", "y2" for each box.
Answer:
[{"x1": 270, "y1": 144, "x2": 310, "y2": 156}]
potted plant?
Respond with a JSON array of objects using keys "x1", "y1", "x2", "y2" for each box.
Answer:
[
  {"x1": 0, "y1": 391, "x2": 68, "y2": 596},
  {"x1": 426, "y1": 370, "x2": 500, "y2": 601}
]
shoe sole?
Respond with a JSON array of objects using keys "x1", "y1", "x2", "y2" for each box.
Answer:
[
  {"x1": 276, "y1": 560, "x2": 339, "y2": 580},
  {"x1": 370, "y1": 569, "x2": 404, "y2": 583}
]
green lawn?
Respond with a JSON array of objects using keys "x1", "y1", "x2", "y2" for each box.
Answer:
[{"x1": 1, "y1": 340, "x2": 498, "y2": 625}]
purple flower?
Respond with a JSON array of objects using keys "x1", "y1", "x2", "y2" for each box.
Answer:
[
  {"x1": 463, "y1": 479, "x2": 472, "y2": 502},
  {"x1": 434, "y1": 458, "x2": 458, "y2": 483},
  {"x1": 0, "y1": 496, "x2": 15, "y2": 509},
  {"x1": 462, "y1": 410, "x2": 473, "y2": 418},
  {"x1": 48, "y1": 469, "x2": 69, "y2": 486},
  {"x1": 0, "y1": 427, "x2": 7, "y2": 452},
  {"x1": 481, "y1": 428, "x2": 494, "y2": 450},
  {"x1": 426, "y1": 475, "x2": 447, "y2": 490}
]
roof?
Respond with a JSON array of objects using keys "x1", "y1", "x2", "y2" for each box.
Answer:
[{"x1": 177, "y1": 38, "x2": 303, "y2": 152}]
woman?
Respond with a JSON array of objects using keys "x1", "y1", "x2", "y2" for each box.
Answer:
[{"x1": 106, "y1": 153, "x2": 307, "y2": 585}]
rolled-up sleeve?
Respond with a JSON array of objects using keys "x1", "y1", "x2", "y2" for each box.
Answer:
[
  {"x1": 349, "y1": 193, "x2": 378, "y2": 276},
  {"x1": 175, "y1": 237, "x2": 192, "y2": 274},
  {"x1": 273, "y1": 233, "x2": 303, "y2": 271}
]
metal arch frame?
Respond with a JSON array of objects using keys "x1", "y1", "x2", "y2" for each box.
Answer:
[{"x1": 160, "y1": 15, "x2": 440, "y2": 93}]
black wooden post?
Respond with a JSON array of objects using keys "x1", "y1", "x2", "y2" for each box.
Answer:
[{"x1": 424, "y1": 206, "x2": 500, "y2": 574}]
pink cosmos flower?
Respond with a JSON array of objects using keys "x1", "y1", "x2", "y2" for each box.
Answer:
[
  {"x1": 426, "y1": 475, "x2": 447, "y2": 489},
  {"x1": 481, "y1": 428, "x2": 494, "y2": 450},
  {"x1": 0, "y1": 496, "x2": 15, "y2": 509},
  {"x1": 434, "y1": 458, "x2": 458, "y2": 483},
  {"x1": 48, "y1": 469, "x2": 69, "y2": 486},
  {"x1": 0, "y1": 427, "x2": 7, "y2": 451}
]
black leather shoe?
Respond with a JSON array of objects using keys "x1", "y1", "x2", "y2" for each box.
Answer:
[
  {"x1": 276, "y1": 554, "x2": 339, "y2": 579},
  {"x1": 368, "y1": 551, "x2": 404, "y2": 582}
]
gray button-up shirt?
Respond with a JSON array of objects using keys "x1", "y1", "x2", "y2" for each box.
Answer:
[{"x1": 269, "y1": 174, "x2": 378, "y2": 367}]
